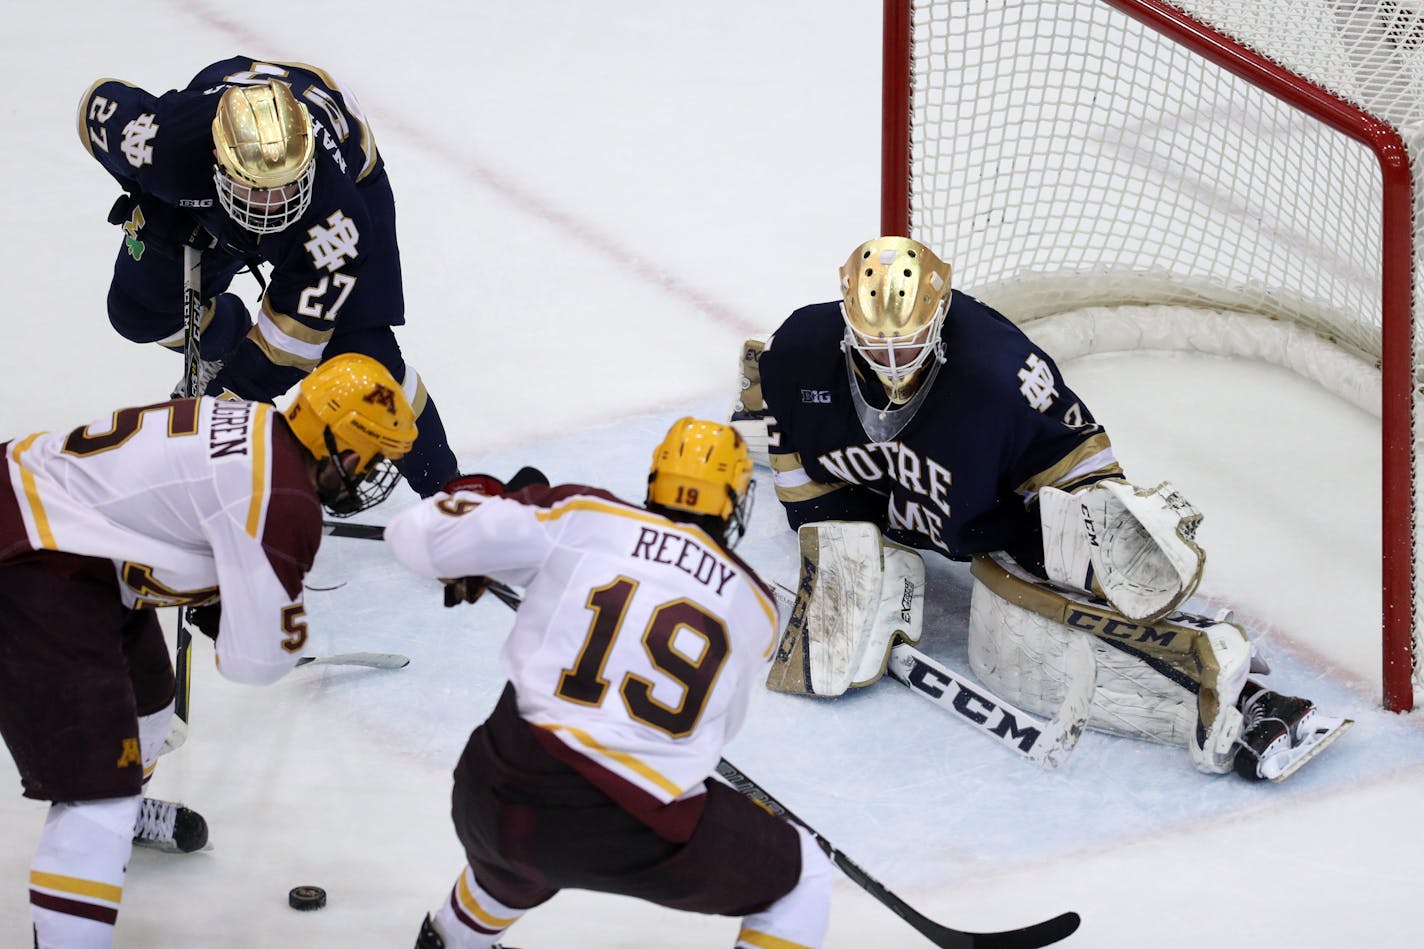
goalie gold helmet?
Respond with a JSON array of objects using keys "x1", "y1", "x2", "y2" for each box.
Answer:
[
  {"x1": 283, "y1": 354, "x2": 418, "y2": 516},
  {"x1": 211, "y1": 80, "x2": 316, "y2": 234},
  {"x1": 839, "y1": 236, "x2": 952, "y2": 404},
  {"x1": 647, "y1": 417, "x2": 756, "y2": 546}
]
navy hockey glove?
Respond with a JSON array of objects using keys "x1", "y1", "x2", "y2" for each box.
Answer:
[{"x1": 108, "y1": 191, "x2": 216, "y2": 255}]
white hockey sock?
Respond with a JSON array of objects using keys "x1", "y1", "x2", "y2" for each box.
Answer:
[
  {"x1": 30, "y1": 795, "x2": 142, "y2": 948},
  {"x1": 431, "y1": 865, "x2": 526, "y2": 949},
  {"x1": 736, "y1": 825, "x2": 833, "y2": 949},
  {"x1": 137, "y1": 700, "x2": 175, "y2": 787}
]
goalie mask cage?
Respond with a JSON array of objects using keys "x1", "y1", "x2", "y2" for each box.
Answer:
[{"x1": 882, "y1": 0, "x2": 1424, "y2": 711}]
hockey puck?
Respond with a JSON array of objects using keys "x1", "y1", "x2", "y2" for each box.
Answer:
[{"x1": 288, "y1": 885, "x2": 327, "y2": 911}]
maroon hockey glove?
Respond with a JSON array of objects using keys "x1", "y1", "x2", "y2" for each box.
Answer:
[
  {"x1": 442, "y1": 473, "x2": 505, "y2": 497},
  {"x1": 505, "y1": 466, "x2": 550, "y2": 492},
  {"x1": 443, "y1": 576, "x2": 491, "y2": 607},
  {"x1": 185, "y1": 601, "x2": 222, "y2": 642}
]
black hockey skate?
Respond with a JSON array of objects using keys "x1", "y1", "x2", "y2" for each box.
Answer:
[
  {"x1": 415, "y1": 913, "x2": 520, "y2": 949},
  {"x1": 132, "y1": 797, "x2": 208, "y2": 853},
  {"x1": 1233, "y1": 687, "x2": 1352, "y2": 782}
]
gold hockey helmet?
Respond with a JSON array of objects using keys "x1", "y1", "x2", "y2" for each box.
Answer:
[
  {"x1": 839, "y1": 237, "x2": 952, "y2": 404},
  {"x1": 284, "y1": 354, "x2": 418, "y2": 516},
  {"x1": 211, "y1": 80, "x2": 316, "y2": 234},
  {"x1": 647, "y1": 417, "x2": 755, "y2": 546}
]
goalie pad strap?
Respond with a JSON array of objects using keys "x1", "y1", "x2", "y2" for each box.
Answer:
[{"x1": 972, "y1": 554, "x2": 1205, "y2": 659}]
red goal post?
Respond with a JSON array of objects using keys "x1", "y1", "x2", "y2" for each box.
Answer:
[{"x1": 882, "y1": 0, "x2": 1420, "y2": 710}]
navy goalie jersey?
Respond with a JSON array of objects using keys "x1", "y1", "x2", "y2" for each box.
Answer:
[{"x1": 757, "y1": 293, "x2": 1124, "y2": 570}]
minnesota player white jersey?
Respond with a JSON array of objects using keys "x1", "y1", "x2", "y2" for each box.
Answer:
[
  {"x1": 0, "y1": 397, "x2": 322, "y2": 684},
  {"x1": 385, "y1": 484, "x2": 780, "y2": 804}
]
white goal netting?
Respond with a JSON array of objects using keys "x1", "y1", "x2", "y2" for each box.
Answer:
[{"x1": 893, "y1": 0, "x2": 1424, "y2": 708}]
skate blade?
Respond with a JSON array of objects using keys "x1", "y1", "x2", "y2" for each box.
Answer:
[{"x1": 1266, "y1": 716, "x2": 1354, "y2": 782}]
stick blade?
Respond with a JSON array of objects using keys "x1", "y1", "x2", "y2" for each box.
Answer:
[
  {"x1": 955, "y1": 910, "x2": 1081, "y2": 949},
  {"x1": 296, "y1": 652, "x2": 411, "y2": 670}
]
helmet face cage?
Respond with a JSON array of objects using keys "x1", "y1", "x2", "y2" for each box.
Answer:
[
  {"x1": 213, "y1": 161, "x2": 315, "y2": 234},
  {"x1": 722, "y1": 478, "x2": 756, "y2": 548},
  {"x1": 316, "y1": 427, "x2": 400, "y2": 517},
  {"x1": 841, "y1": 299, "x2": 948, "y2": 404}
]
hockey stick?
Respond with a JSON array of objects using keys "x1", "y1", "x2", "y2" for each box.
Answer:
[
  {"x1": 713, "y1": 759, "x2": 1080, "y2": 948},
  {"x1": 170, "y1": 245, "x2": 205, "y2": 751},
  {"x1": 480, "y1": 578, "x2": 1079, "y2": 947},
  {"x1": 295, "y1": 651, "x2": 411, "y2": 670},
  {"x1": 322, "y1": 519, "x2": 387, "y2": 541},
  {"x1": 770, "y1": 583, "x2": 1094, "y2": 769}
]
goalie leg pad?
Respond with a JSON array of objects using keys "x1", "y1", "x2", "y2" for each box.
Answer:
[
  {"x1": 970, "y1": 553, "x2": 1252, "y2": 759},
  {"x1": 766, "y1": 521, "x2": 924, "y2": 696},
  {"x1": 969, "y1": 579, "x2": 1197, "y2": 744},
  {"x1": 1041, "y1": 480, "x2": 1206, "y2": 623}
]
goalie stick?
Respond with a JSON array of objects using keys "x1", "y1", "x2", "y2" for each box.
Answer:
[
  {"x1": 480, "y1": 578, "x2": 1080, "y2": 948},
  {"x1": 770, "y1": 583, "x2": 1094, "y2": 769}
]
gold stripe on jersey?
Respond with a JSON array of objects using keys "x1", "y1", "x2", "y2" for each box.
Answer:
[
  {"x1": 536, "y1": 722, "x2": 684, "y2": 798},
  {"x1": 245, "y1": 405, "x2": 270, "y2": 537},
  {"x1": 1013, "y1": 432, "x2": 1122, "y2": 502},
  {"x1": 770, "y1": 451, "x2": 845, "y2": 504},
  {"x1": 29, "y1": 870, "x2": 122, "y2": 906},
  {"x1": 534, "y1": 497, "x2": 778, "y2": 630},
  {"x1": 12, "y1": 432, "x2": 55, "y2": 549},
  {"x1": 402, "y1": 368, "x2": 430, "y2": 418},
  {"x1": 75, "y1": 78, "x2": 134, "y2": 158},
  {"x1": 455, "y1": 872, "x2": 520, "y2": 929},
  {"x1": 737, "y1": 928, "x2": 815, "y2": 949},
  {"x1": 250, "y1": 299, "x2": 334, "y2": 370}
]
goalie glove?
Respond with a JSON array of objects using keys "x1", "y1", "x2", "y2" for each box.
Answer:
[{"x1": 1040, "y1": 480, "x2": 1205, "y2": 623}]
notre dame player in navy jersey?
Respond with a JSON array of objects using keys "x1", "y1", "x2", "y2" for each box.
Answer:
[
  {"x1": 735, "y1": 237, "x2": 1346, "y2": 783},
  {"x1": 749, "y1": 239, "x2": 1121, "y2": 575},
  {"x1": 77, "y1": 57, "x2": 460, "y2": 498}
]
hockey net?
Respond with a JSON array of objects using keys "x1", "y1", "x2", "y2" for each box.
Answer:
[{"x1": 882, "y1": 0, "x2": 1424, "y2": 710}]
